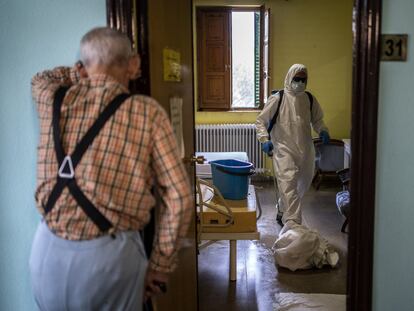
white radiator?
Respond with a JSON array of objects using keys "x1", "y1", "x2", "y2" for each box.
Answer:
[{"x1": 195, "y1": 123, "x2": 265, "y2": 174}]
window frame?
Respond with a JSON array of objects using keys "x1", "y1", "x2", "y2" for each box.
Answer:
[{"x1": 196, "y1": 6, "x2": 269, "y2": 112}]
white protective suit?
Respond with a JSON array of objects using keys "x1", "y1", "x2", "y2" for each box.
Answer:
[{"x1": 256, "y1": 64, "x2": 329, "y2": 224}]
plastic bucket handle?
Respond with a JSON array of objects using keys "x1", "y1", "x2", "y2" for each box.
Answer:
[{"x1": 215, "y1": 165, "x2": 255, "y2": 176}]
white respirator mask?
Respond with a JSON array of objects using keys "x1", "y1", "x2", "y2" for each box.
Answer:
[{"x1": 291, "y1": 81, "x2": 306, "y2": 93}]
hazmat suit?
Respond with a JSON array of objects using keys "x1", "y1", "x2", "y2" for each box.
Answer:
[{"x1": 256, "y1": 64, "x2": 329, "y2": 225}]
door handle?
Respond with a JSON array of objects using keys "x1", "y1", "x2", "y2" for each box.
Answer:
[{"x1": 183, "y1": 155, "x2": 206, "y2": 165}]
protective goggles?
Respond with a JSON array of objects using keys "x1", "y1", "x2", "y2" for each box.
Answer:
[{"x1": 292, "y1": 77, "x2": 307, "y2": 83}]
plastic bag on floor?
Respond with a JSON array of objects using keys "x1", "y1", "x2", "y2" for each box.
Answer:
[
  {"x1": 272, "y1": 221, "x2": 339, "y2": 271},
  {"x1": 274, "y1": 292, "x2": 346, "y2": 311}
]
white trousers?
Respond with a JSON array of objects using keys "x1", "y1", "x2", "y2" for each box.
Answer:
[{"x1": 273, "y1": 151, "x2": 314, "y2": 224}]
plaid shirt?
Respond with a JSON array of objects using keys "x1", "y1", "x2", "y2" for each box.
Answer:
[{"x1": 32, "y1": 66, "x2": 193, "y2": 273}]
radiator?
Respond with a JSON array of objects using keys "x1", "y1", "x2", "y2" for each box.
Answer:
[{"x1": 195, "y1": 123, "x2": 265, "y2": 174}]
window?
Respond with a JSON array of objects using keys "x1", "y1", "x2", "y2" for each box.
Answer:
[
  {"x1": 232, "y1": 12, "x2": 256, "y2": 108},
  {"x1": 196, "y1": 6, "x2": 269, "y2": 111}
]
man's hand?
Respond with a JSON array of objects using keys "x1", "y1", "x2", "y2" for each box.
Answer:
[
  {"x1": 143, "y1": 268, "x2": 169, "y2": 301},
  {"x1": 261, "y1": 140, "x2": 274, "y2": 156}
]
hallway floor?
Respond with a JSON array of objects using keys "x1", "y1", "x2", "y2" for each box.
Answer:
[{"x1": 198, "y1": 181, "x2": 348, "y2": 311}]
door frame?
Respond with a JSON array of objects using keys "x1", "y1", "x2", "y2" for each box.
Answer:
[
  {"x1": 106, "y1": 0, "x2": 150, "y2": 95},
  {"x1": 106, "y1": 0, "x2": 383, "y2": 310},
  {"x1": 348, "y1": 0, "x2": 381, "y2": 310}
]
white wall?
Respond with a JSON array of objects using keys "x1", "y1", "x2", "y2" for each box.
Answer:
[
  {"x1": 373, "y1": 0, "x2": 414, "y2": 310},
  {"x1": 0, "y1": 1, "x2": 105, "y2": 309}
]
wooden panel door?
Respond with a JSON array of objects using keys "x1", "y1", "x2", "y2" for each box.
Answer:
[
  {"x1": 197, "y1": 8, "x2": 231, "y2": 110},
  {"x1": 147, "y1": 0, "x2": 198, "y2": 310},
  {"x1": 107, "y1": 0, "x2": 198, "y2": 309}
]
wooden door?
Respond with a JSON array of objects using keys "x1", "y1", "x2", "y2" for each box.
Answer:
[
  {"x1": 147, "y1": 0, "x2": 198, "y2": 310},
  {"x1": 107, "y1": 0, "x2": 198, "y2": 309},
  {"x1": 107, "y1": 1, "x2": 383, "y2": 310}
]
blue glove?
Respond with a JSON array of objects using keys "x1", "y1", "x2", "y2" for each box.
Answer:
[
  {"x1": 261, "y1": 141, "x2": 274, "y2": 156},
  {"x1": 319, "y1": 131, "x2": 330, "y2": 144}
]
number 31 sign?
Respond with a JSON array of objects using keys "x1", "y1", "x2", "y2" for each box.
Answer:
[{"x1": 381, "y1": 34, "x2": 408, "y2": 61}]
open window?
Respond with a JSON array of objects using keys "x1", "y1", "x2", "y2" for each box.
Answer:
[{"x1": 196, "y1": 6, "x2": 269, "y2": 111}]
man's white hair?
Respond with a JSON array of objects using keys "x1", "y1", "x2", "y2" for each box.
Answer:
[{"x1": 80, "y1": 27, "x2": 132, "y2": 67}]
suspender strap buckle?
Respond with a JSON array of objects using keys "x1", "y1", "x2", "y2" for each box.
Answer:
[{"x1": 58, "y1": 155, "x2": 75, "y2": 179}]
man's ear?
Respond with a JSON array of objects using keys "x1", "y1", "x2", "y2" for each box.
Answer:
[
  {"x1": 127, "y1": 54, "x2": 141, "y2": 80},
  {"x1": 75, "y1": 61, "x2": 88, "y2": 78},
  {"x1": 79, "y1": 67, "x2": 88, "y2": 79}
]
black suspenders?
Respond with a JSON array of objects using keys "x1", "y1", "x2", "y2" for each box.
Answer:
[{"x1": 44, "y1": 86, "x2": 131, "y2": 234}]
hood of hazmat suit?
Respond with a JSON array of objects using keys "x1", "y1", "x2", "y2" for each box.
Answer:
[{"x1": 256, "y1": 64, "x2": 329, "y2": 224}]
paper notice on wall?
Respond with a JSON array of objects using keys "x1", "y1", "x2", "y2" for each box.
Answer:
[
  {"x1": 170, "y1": 97, "x2": 185, "y2": 159},
  {"x1": 163, "y1": 48, "x2": 181, "y2": 82}
]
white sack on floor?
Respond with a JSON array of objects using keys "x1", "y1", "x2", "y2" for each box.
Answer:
[
  {"x1": 272, "y1": 221, "x2": 339, "y2": 271},
  {"x1": 274, "y1": 292, "x2": 346, "y2": 311}
]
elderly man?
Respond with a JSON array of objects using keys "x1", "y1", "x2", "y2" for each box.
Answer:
[
  {"x1": 29, "y1": 27, "x2": 193, "y2": 310},
  {"x1": 256, "y1": 64, "x2": 330, "y2": 226}
]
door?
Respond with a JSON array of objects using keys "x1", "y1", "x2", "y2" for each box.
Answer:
[
  {"x1": 106, "y1": 0, "x2": 382, "y2": 310},
  {"x1": 147, "y1": 0, "x2": 198, "y2": 310},
  {"x1": 107, "y1": 0, "x2": 198, "y2": 310}
]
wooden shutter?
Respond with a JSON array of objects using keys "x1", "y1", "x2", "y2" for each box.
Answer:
[
  {"x1": 261, "y1": 6, "x2": 270, "y2": 105},
  {"x1": 254, "y1": 11, "x2": 261, "y2": 107},
  {"x1": 197, "y1": 8, "x2": 231, "y2": 110}
]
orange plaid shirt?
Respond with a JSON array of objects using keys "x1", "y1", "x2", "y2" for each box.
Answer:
[{"x1": 32, "y1": 66, "x2": 193, "y2": 273}]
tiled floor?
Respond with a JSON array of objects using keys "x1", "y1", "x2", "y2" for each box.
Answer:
[{"x1": 198, "y1": 181, "x2": 347, "y2": 311}]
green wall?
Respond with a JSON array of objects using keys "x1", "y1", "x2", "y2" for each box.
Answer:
[
  {"x1": 0, "y1": 1, "x2": 106, "y2": 309},
  {"x1": 194, "y1": 0, "x2": 353, "y2": 139},
  {"x1": 373, "y1": 0, "x2": 414, "y2": 310}
]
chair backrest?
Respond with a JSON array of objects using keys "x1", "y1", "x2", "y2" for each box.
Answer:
[{"x1": 313, "y1": 138, "x2": 345, "y2": 172}]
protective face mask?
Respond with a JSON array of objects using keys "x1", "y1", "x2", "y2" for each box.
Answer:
[{"x1": 291, "y1": 81, "x2": 306, "y2": 93}]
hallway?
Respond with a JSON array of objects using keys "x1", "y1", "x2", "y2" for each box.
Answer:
[{"x1": 198, "y1": 182, "x2": 347, "y2": 311}]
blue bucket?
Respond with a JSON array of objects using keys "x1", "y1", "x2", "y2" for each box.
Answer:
[{"x1": 210, "y1": 159, "x2": 255, "y2": 200}]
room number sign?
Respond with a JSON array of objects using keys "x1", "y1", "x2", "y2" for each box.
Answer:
[{"x1": 381, "y1": 34, "x2": 408, "y2": 61}]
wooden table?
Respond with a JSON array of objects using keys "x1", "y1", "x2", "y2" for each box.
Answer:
[
  {"x1": 197, "y1": 182, "x2": 260, "y2": 281},
  {"x1": 200, "y1": 231, "x2": 260, "y2": 281}
]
